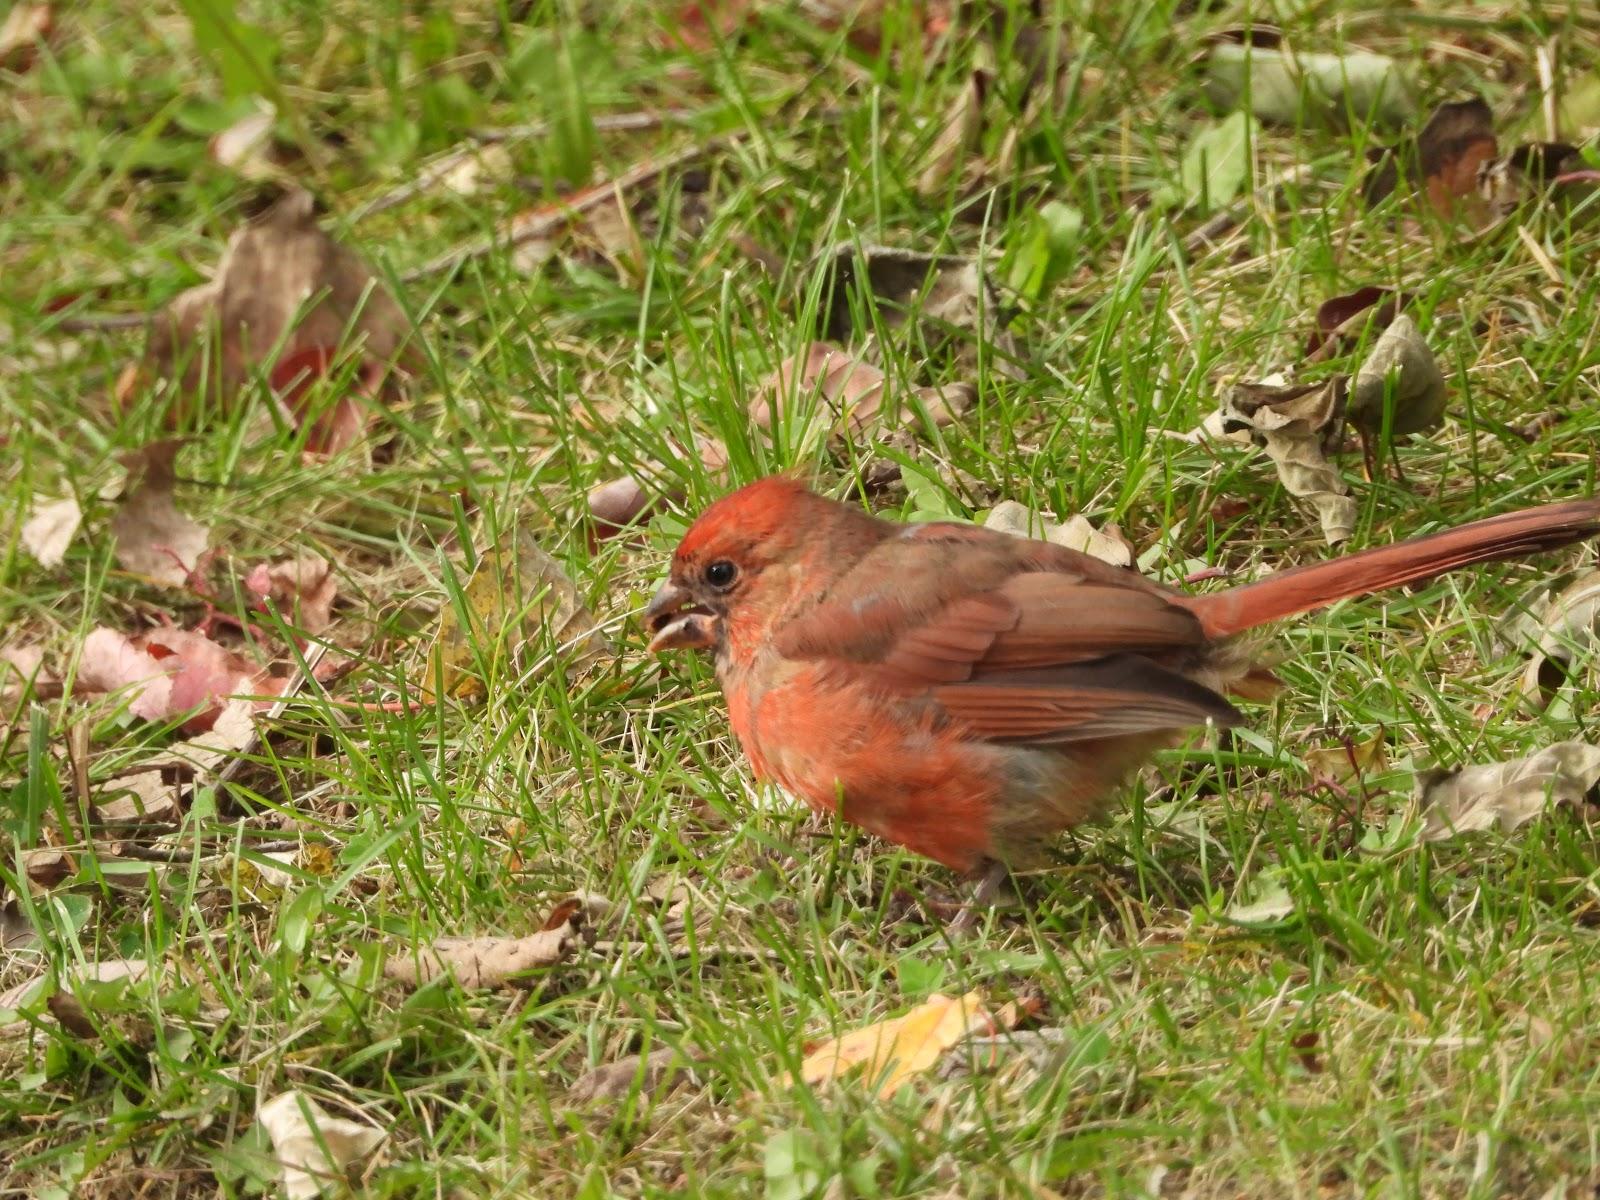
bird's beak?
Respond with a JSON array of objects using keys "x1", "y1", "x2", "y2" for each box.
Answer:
[{"x1": 644, "y1": 580, "x2": 718, "y2": 653}]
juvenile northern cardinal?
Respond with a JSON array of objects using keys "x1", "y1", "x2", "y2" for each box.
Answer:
[{"x1": 645, "y1": 477, "x2": 1600, "y2": 894}]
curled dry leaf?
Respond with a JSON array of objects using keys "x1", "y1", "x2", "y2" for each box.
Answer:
[
  {"x1": 20, "y1": 495, "x2": 82, "y2": 568},
  {"x1": 1303, "y1": 731, "x2": 1388, "y2": 785},
  {"x1": 245, "y1": 554, "x2": 337, "y2": 634},
  {"x1": 423, "y1": 529, "x2": 613, "y2": 702},
  {"x1": 108, "y1": 440, "x2": 210, "y2": 587},
  {"x1": 1517, "y1": 570, "x2": 1600, "y2": 708},
  {"x1": 1305, "y1": 286, "x2": 1411, "y2": 360},
  {"x1": 815, "y1": 244, "x2": 1021, "y2": 378},
  {"x1": 1419, "y1": 742, "x2": 1600, "y2": 841},
  {"x1": 1204, "y1": 30, "x2": 1414, "y2": 129},
  {"x1": 77, "y1": 626, "x2": 284, "y2": 734},
  {"x1": 1363, "y1": 97, "x2": 1496, "y2": 218},
  {"x1": 1347, "y1": 313, "x2": 1446, "y2": 435},
  {"x1": 750, "y1": 342, "x2": 975, "y2": 442},
  {"x1": 569, "y1": 1046, "x2": 703, "y2": 1103},
  {"x1": 383, "y1": 894, "x2": 606, "y2": 989},
  {"x1": 778, "y1": 991, "x2": 1027, "y2": 1099},
  {"x1": 209, "y1": 100, "x2": 279, "y2": 180},
  {"x1": 258, "y1": 1091, "x2": 386, "y2": 1200},
  {"x1": 122, "y1": 190, "x2": 419, "y2": 437},
  {"x1": 1479, "y1": 141, "x2": 1590, "y2": 220},
  {"x1": 983, "y1": 500, "x2": 1133, "y2": 567},
  {"x1": 1206, "y1": 374, "x2": 1355, "y2": 545}
]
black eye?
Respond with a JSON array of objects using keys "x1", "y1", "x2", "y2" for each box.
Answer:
[{"x1": 703, "y1": 560, "x2": 738, "y2": 589}]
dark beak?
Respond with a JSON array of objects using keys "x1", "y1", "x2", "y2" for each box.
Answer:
[{"x1": 643, "y1": 580, "x2": 719, "y2": 653}]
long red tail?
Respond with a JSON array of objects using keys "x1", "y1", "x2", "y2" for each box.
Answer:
[{"x1": 1184, "y1": 499, "x2": 1600, "y2": 639}]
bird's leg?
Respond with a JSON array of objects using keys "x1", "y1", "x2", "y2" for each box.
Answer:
[{"x1": 947, "y1": 859, "x2": 1013, "y2": 936}]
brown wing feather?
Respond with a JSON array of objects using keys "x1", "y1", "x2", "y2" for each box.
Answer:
[{"x1": 774, "y1": 528, "x2": 1231, "y2": 745}]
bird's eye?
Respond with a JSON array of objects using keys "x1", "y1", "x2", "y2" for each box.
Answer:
[{"x1": 703, "y1": 560, "x2": 738, "y2": 589}]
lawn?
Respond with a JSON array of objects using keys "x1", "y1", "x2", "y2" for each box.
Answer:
[{"x1": 4, "y1": 2, "x2": 1600, "y2": 1197}]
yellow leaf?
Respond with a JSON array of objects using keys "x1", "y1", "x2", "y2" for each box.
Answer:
[
  {"x1": 1303, "y1": 732, "x2": 1387, "y2": 784},
  {"x1": 423, "y1": 529, "x2": 611, "y2": 701},
  {"x1": 783, "y1": 991, "x2": 1012, "y2": 1099}
]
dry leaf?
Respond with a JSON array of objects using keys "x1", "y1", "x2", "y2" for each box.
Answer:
[
  {"x1": 1517, "y1": 570, "x2": 1600, "y2": 708},
  {"x1": 915, "y1": 70, "x2": 989, "y2": 196},
  {"x1": 245, "y1": 554, "x2": 337, "y2": 634},
  {"x1": 258, "y1": 1091, "x2": 386, "y2": 1200},
  {"x1": 1479, "y1": 141, "x2": 1588, "y2": 219},
  {"x1": 1419, "y1": 742, "x2": 1600, "y2": 841},
  {"x1": 383, "y1": 894, "x2": 603, "y2": 988},
  {"x1": 1, "y1": 644, "x2": 52, "y2": 701},
  {"x1": 569, "y1": 1047, "x2": 702, "y2": 1103},
  {"x1": 1303, "y1": 732, "x2": 1388, "y2": 784},
  {"x1": 108, "y1": 440, "x2": 210, "y2": 587},
  {"x1": 750, "y1": 342, "x2": 974, "y2": 442},
  {"x1": 423, "y1": 529, "x2": 612, "y2": 701},
  {"x1": 94, "y1": 770, "x2": 178, "y2": 825},
  {"x1": 780, "y1": 991, "x2": 1025, "y2": 1099},
  {"x1": 1305, "y1": 286, "x2": 1411, "y2": 360},
  {"x1": 1347, "y1": 314, "x2": 1446, "y2": 435},
  {"x1": 20, "y1": 495, "x2": 82, "y2": 568},
  {"x1": 125, "y1": 190, "x2": 419, "y2": 436},
  {"x1": 983, "y1": 500, "x2": 1133, "y2": 567},
  {"x1": 77, "y1": 626, "x2": 283, "y2": 733},
  {"x1": 1206, "y1": 375, "x2": 1355, "y2": 545},
  {"x1": 815, "y1": 244, "x2": 1021, "y2": 378},
  {"x1": 587, "y1": 436, "x2": 729, "y2": 544},
  {"x1": 209, "y1": 100, "x2": 278, "y2": 179},
  {"x1": 0, "y1": 3, "x2": 53, "y2": 71},
  {"x1": 0, "y1": 958, "x2": 149, "y2": 1020},
  {"x1": 1364, "y1": 97, "x2": 1496, "y2": 218}
]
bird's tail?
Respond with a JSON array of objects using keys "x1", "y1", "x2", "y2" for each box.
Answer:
[{"x1": 1183, "y1": 499, "x2": 1600, "y2": 640}]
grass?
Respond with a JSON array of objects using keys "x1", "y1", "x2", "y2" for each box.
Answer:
[{"x1": 4, "y1": 1, "x2": 1600, "y2": 1196}]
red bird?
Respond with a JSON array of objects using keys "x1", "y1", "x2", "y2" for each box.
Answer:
[{"x1": 645, "y1": 477, "x2": 1600, "y2": 897}]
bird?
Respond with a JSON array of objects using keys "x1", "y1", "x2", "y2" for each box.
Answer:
[{"x1": 644, "y1": 476, "x2": 1600, "y2": 909}]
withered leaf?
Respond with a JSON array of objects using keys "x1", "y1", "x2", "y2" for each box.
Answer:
[
  {"x1": 1204, "y1": 32, "x2": 1413, "y2": 129},
  {"x1": 258, "y1": 1091, "x2": 386, "y2": 1200},
  {"x1": 94, "y1": 771, "x2": 178, "y2": 825},
  {"x1": 383, "y1": 894, "x2": 605, "y2": 989},
  {"x1": 108, "y1": 440, "x2": 210, "y2": 587},
  {"x1": 569, "y1": 1047, "x2": 703, "y2": 1103},
  {"x1": 0, "y1": 3, "x2": 52, "y2": 72},
  {"x1": 1347, "y1": 314, "x2": 1446, "y2": 435},
  {"x1": 915, "y1": 69, "x2": 989, "y2": 197},
  {"x1": 1207, "y1": 375, "x2": 1355, "y2": 544},
  {"x1": 1305, "y1": 286, "x2": 1410, "y2": 360},
  {"x1": 20, "y1": 495, "x2": 82, "y2": 568},
  {"x1": 245, "y1": 554, "x2": 338, "y2": 634},
  {"x1": 750, "y1": 342, "x2": 974, "y2": 443},
  {"x1": 1517, "y1": 570, "x2": 1600, "y2": 709},
  {"x1": 587, "y1": 437, "x2": 729, "y2": 544},
  {"x1": 1364, "y1": 97, "x2": 1496, "y2": 217},
  {"x1": 127, "y1": 190, "x2": 419, "y2": 436},
  {"x1": 423, "y1": 529, "x2": 612, "y2": 701},
  {"x1": 1479, "y1": 141, "x2": 1587, "y2": 219},
  {"x1": 1419, "y1": 742, "x2": 1600, "y2": 841},
  {"x1": 983, "y1": 500, "x2": 1133, "y2": 567},
  {"x1": 76, "y1": 626, "x2": 284, "y2": 733}
]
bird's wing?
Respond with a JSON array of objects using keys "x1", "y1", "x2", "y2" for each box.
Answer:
[{"x1": 774, "y1": 526, "x2": 1237, "y2": 744}]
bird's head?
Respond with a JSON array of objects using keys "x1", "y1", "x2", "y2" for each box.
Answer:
[{"x1": 643, "y1": 476, "x2": 819, "y2": 653}]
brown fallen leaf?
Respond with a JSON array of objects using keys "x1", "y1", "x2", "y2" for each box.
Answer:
[
  {"x1": 1303, "y1": 731, "x2": 1387, "y2": 784},
  {"x1": 1347, "y1": 313, "x2": 1446, "y2": 436},
  {"x1": 383, "y1": 894, "x2": 605, "y2": 988},
  {"x1": 423, "y1": 529, "x2": 613, "y2": 701},
  {"x1": 76, "y1": 626, "x2": 285, "y2": 734},
  {"x1": 1305, "y1": 286, "x2": 1411, "y2": 361},
  {"x1": 108, "y1": 440, "x2": 210, "y2": 587},
  {"x1": 122, "y1": 190, "x2": 420, "y2": 437},
  {"x1": 209, "y1": 100, "x2": 280, "y2": 180},
  {"x1": 1479, "y1": 141, "x2": 1588, "y2": 219},
  {"x1": 587, "y1": 436, "x2": 730, "y2": 545},
  {"x1": 983, "y1": 500, "x2": 1134, "y2": 568},
  {"x1": 1364, "y1": 96, "x2": 1496, "y2": 219},
  {"x1": 569, "y1": 1046, "x2": 704, "y2": 1103},
  {"x1": 0, "y1": 3, "x2": 53, "y2": 72},
  {"x1": 750, "y1": 342, "x2": 974, "y2": 442},
  {"x1": 1516, "y1": 570, "x2": 1600, "y2": 709},
  {"x1": 258, "y1": 1091, "x2": 387, "y2": 1200},
  {"x1": 94, "y1": 770, "x2": 179, "y2": 825},
  {"x1": 779, "y1": 991, "x2": 1027, "y2": 1099},
  {"x1": 20, "y1": 495, "x2": 82, "y2": 568},
  {"x1": 245, "y1": 554, "x2": 338, "y2": 634},
  {"x1": 915, "y1": 69, "x2": 990, "y2": 197},
  {"x1": 1203, "y1": 374, "x2": 1354, "y2": 545},
  {"x1": 1419, "y1": 742, "x2": 1600, "y2": 841}
]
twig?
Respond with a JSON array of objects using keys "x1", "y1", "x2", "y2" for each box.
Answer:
[
  {"x1": 401, "y1": 140, "x2": 726, "y2": 282},
  {"x1": 50, "y1": 311, "x2": 149, "y2": 333}
]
